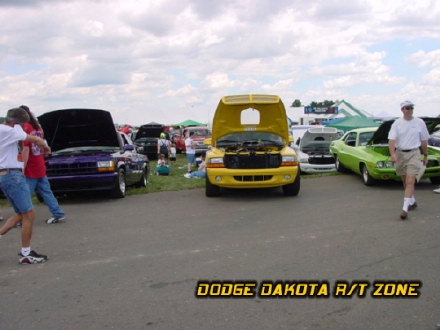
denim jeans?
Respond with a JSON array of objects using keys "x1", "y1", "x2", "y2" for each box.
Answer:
[
  {"x1": 26, "y1": 176, "x2": 65, "y2": 218},
  {"x1": 0, "y1": 170, "x2": 33, "y2": 214},
  {"x1": 189, "y1": 170, "x2": 206, "y2": 178}
]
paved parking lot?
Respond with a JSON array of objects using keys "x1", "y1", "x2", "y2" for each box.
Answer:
[{"x1": 1, "y1": 174, "x2": 439, "y2": 330}]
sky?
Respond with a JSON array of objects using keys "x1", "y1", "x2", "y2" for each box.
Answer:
[{"x1": 0, "y1": 0, "x2": 439, "y2": 126}]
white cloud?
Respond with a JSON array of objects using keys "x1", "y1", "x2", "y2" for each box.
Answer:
[{"x1": 0, "y1": 0, "x2": 439, "y2": 124}]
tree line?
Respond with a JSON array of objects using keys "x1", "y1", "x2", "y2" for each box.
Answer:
[{"x1": 291, "y1": 100, "x2": 335, "y2": 107}]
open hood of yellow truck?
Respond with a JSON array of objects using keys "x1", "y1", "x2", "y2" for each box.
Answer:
[{"x1": 211, "y1": 94, "x2": 290, "y2": 143}]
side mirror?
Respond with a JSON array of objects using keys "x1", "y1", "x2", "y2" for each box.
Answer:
[
  {"x1": 288, "y1": 136, "x2": 294, "y2": 143},
  {"x1": 204, "y1": 138, "x2": 212, "y2": 145}
]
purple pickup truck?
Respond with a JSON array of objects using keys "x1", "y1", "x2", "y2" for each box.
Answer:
[{"x1": 38, "y1": 109, "x2": 149, "y2": 198}]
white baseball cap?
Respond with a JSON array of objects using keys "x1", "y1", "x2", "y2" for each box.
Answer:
[{"x1": 400, "y1": 100, "x2": 414, "y2": 109}]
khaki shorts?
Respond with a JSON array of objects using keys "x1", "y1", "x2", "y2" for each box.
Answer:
[{"x1": 396, "y1": 149, "x2": 423, "y2": 176}]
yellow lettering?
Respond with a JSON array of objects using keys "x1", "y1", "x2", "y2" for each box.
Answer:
[
  {"x1": 197, "y1": 283, "x2": 210, "y2": 296},
  {"x1": 334, "y1": 283, "x2": 348, "y2": 296},
  {"x1": 318, "y1": 283, "x2": 329, "y2": 296},
  {"x1": 260, "y1": 283, "x2": 272, "y2": 296},
  {"x1": 272, "y1": 284, "x2": 283, "y2": 295},
  {"x1": 373, "y1": 283, "x2": 384, "y2": 296}
]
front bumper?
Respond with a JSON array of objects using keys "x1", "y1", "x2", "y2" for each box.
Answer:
[
  {"x1": 48, "y1": 173, "x2": 118, "y2": 192},
  {"x1": 370, "y1": 165, "x2": 440, "y2": 181},
  {"x1": 300, "y1": 163, "x2": 336, "y2": 174},
  {"x1": 206, "y1": 166, "x2": 299, "y2": 189}
]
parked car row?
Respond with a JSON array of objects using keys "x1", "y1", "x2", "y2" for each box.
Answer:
[
  {"x1": 131, "y1": 123, "x2": 212, "y2": 159},
  {"x1": 34, "y1": 105, "x2": 439, "y2": 200}
]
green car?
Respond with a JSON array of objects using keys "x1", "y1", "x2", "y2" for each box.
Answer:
[{"x1": 329, "y1": 118, "x2": 440, "y2": 185}]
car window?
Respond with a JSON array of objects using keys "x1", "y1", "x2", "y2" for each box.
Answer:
[
  {"x1": 188, "y1": 129, "x2": 210, "y2": 137},
  {"x1": 344, "y1": 132, "x2": 357, "y2": 146},
  {"x1": 358, "y1": 131, "x2": 375, "y2": 146}
]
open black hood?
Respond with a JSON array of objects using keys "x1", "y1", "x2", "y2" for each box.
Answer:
[
  {"x1": 135, "y1": 123, "x2": 164, "y2": 140},
  {"x1": 38, "y1": 109, "x2": 120, "y2": 152},
  {"x1": 369, "y1": 117, "x2": 440, "y2": 145}
]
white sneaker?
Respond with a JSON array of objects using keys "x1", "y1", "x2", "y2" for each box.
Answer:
[
  {"x1": 433, "y1": 187, "x2": 440, "y2": 194},
  {"x1": 46, "y1": 217, "x2": 65, "y2": 224},
  {"x1": 183, "y1": 173, "x2": 191, "y2": 179}
]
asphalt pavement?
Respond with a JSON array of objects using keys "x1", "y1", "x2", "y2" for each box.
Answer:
[{"x1": 0, "y1": 174, "x2": 439, "y2": 330}]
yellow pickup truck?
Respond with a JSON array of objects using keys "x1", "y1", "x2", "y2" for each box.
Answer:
[{"x1": 204, "y1": 94, "x2": 300, "y2": 197}]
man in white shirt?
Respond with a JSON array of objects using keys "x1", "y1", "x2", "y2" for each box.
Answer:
[
  {"x1": 388, "y1": 100, "x2": 429, "y2": 220},
  {"x1": 185, "y1": 131, "x2": 196, "y2": 173},
  {"x1": 0, "y1": 108, "x2": 50, "y2": 264}
]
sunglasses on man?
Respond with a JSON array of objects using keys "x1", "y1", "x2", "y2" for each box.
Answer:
[{"x1": 403, "y1": 106, "x2": 414, "y2": 110}]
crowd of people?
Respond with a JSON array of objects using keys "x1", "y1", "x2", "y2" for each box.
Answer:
[{"x1": 154, "y1": 130, "x2": 206, "y2": 179}]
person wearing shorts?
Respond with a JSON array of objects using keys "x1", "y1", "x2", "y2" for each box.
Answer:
[
  {"x1": 185, "y1": 131, "x2": 196, "y2": 173},
  {"x1": 0, "y1": 107, "x2": 50, "y2": 264},
  {"x1": 388, "y1": 100, "x2": 429, "y2": 220}
]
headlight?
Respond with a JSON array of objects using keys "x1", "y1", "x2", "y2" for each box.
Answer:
[
  {"x1": 300, "y1": 157, "x2": 309, "y2": 164},
  {"x1": 207, "y1": 157, "x2": 225, "y2": 168},
  {"x1": 209, "y1": 157, "x2": 224, "y2": 164},
  {"x1": 98, "y1": 161, "x2": 113, "y2": 167},
  {"x1": 385, "y1": 161, "x2": 394, "y2": 168},
  {"x1": 97, "y1": 160, "x2": 116, "y2": 171},
  {"x1": 281, "y1": 155, "x2": 299, "y2": 166},
  {"x1": 376, "y1": 161, "x2": 394, "y2": 168},
  {"x1": 282, "y1": 156, "x2": 297, "y2": 162}
]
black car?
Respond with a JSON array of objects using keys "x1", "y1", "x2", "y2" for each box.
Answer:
[
  {"x1": 39, "y1": 109, "x2": 149, "y2": 198},
  {"x1": 133, "y1": 123, "x2": 165, "y2": 160}
]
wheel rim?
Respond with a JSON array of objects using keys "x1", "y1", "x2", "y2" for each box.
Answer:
[
  {"x1": 362, "y1": 166, "x2": 368, "y2": 182},
  {"x1": 119, "y1": 172, "x2": 126, "y2": 194}
]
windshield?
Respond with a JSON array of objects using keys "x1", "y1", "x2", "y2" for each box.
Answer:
[
  {"x1": 217, "y1": 132, "x2": 284, "y2": 147},
  {"x1": 52, "y1": 146, "x2": 119, "y2": 155},
  {"x1": 188, "y1": 129, "x2": 211, "y2": 137},
  {"x1": 359, "y1": 131, "x2": 375, "y2": 146},
  {"x1": 134, "y1": 137, "x2": 157, "y2": 142}
]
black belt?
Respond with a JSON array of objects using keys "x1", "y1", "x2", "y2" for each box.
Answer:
[{"x1": 399, "y1": 149, "x2": 417, "y2": 152}]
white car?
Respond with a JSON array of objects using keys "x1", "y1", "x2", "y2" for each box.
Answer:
[
  {"x1": 290, "y1": 125, "x2": 323, "y2": 143},
  {"x1": 293, "y1": 126, "x2": 342, "y2": 174}
]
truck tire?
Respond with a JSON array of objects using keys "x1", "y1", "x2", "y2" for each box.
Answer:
[
  {"x1": 111, "y1": 168, "x2": 126, "y2": 198},
  {"x1": 205, "y1": 175, "x2": 221, "y2": 197},
  {"x1": 282, "y1": 173, "x2": 300, "y2": 196}
]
